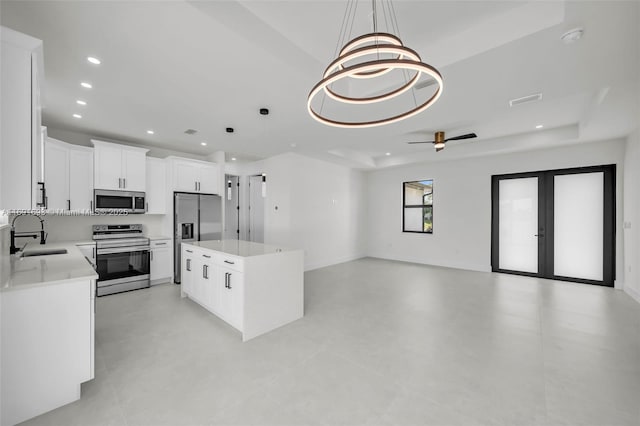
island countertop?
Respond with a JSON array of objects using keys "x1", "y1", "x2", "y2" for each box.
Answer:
[
  {"x1": 0, "y1": 241, "x2": 98, "y2": 292},
  {"x1": 183, "y1": 239, "x2": 295, "y2": 258}
]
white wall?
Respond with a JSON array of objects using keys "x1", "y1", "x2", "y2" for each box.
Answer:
[
  {"x1": 623, "y1": 130, "x2": 640, "y2": 301},
  {"x1": 366, "y1": 140, "x2": 627, "y2": 287},
  {"x1": 230, "y1": 153, "x2": 367, "y2": 271},
  {"x1": 10, "y1": 214, "x2": 165, "y2": 243}
]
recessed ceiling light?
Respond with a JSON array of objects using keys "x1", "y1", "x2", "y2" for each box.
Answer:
[
  {"x1": 290, "y1": 143, "x2": 297, "y2": 148},
  {"x1": 76, "y1": 100, "x2": 87, "y2": 106},
  {"x1": 87, "y1": 56, "x2": 101, "y2": 65},
  {"x1": 201, "y1": 142, "x2": 207, "y2": 146},
  {"x1": 535, "y1": 124, "x2": 544, "y2": 129},
  {"x1": 72, "y1": 114, "x2": 82, "y2": 119},
  {"x1": 231, "y1": 157, "x2": 237, "y2": 161},
  {"x1": 146, "y1": 130, "x2": 154, "y2": 135},
  {"x1": 80, "y1": 82, "x2": 92, "y2": 89},
  {"x1": 385, "y1": 152, "x2": 391, "y2": 156}
]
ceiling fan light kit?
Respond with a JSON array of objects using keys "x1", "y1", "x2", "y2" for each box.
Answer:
[{"x1": 307, "y1": 0, "x2": 443, "y2": 128}]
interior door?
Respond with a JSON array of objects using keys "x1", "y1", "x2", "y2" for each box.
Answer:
[{"x1": 491, "y1": 165, "x2": 615, "y2": 286}]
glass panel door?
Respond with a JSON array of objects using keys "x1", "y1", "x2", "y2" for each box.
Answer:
[
  {"x1": 498, "y1": 177, "x2": 539, "y2": 273},
  {"x1": 553, "y1": 172, "x2": 604, "y2": 281},
  {"x1": 492, "y1": 165, "x2": 615, "y2": 287}
]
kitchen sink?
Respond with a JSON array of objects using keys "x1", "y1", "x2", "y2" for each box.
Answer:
[{"x1": 21, "y1": 249, "x2": 68, "y2": 257}]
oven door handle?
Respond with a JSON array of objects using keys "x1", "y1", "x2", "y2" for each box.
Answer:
[{"x1": 97, "y1": 246, "x2": 150, "y2": 255}]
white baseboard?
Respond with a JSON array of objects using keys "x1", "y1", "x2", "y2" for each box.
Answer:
[
  {"x1": 304, "y1": 253, "x2": 365, "y2": 272},
  {"x1": 366, "y1": 252, "x2": 491, "y2": 273},
  {"x1": 624, "y1": 284, "x2": 640, "y2": 304}
]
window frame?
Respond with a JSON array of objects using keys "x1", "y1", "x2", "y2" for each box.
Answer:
[{"x1": 402, "y1": 179, "x2": 433, "y2": 234}]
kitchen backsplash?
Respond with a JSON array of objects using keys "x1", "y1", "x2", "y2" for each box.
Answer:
[{"x1": 9, "y1": 214, "x2": 166, "y2": 243}]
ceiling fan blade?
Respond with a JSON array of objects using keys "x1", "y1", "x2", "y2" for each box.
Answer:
[
  {"x1": 444, "y1": 133, "x2": 477, "y2": 142},
  {"x1": 407, "y1": 140, "x2": 435, "y2": 144}
]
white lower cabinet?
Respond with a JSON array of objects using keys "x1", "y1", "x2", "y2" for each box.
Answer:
[
  {"x1": 0, "y1": 279, "x2": 95, "y2": 426},
  {"x1": 150, "y1": 239, "x2": 172, "y2": 284},
  {"x1": 181, "y1": 249, "x2": 244, "y2": 332}
]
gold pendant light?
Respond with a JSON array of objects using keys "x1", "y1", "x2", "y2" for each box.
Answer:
[{"x1": 307, "y1": 0, "x2": 443, "y2": 128}]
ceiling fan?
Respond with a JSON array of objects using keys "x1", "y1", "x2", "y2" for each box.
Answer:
[{"x1": 407, "y1": 131, "x2": 477, "y2": 152}]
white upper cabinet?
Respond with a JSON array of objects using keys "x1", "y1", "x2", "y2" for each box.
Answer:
[
  {"x1": 68, "y1": 148, "x2": 93, "y2": 211},
  {"x1": 0, "y1": 27, "x2": 43, "y2": 210},
  {"x1": 44, "y1": 138, "x2": 93, "y2": 211},
  {"x1": 92, "y1": 140, "x2": 148, "y2": 191},
  {"x1": 167, "y1": 157, "x2": 219, "y2": 194},
  {"x1": 173, "y1": 159, "x2": 200, "y2": 192},
  {"x1": 43, "y1": 139, "x2": 69, "y2": 210},
  {"x1": 145, "y1": 157, "x2": 166, "y2": 214},
  {"x1": 199, "y1": 164, "x2": 219, "y2": 194}
]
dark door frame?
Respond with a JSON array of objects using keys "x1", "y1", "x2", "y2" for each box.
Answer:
[{"x1": 491, "y1": 164, "x2": 616, "y2": 287}]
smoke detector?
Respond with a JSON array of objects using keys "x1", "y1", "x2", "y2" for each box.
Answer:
[
  {"x1": 561, "y1": 27, "x2": 584, "y2": 44},
  {"x1": 184, "y1": 128, "x2": 198, "y2": 135}
]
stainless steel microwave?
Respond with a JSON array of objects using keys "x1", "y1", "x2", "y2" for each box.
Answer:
[{"x1": 94, "y1": 189, "x2": 146, "y2": 214}]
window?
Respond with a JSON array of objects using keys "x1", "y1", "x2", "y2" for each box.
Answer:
[{"x1": 403, "y1": 180, "x2": 433, "y2": 233}]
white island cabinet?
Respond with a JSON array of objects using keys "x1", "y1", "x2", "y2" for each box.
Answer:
[{"x1": 181, "y1": 240, "x2": 303, "y2": 341}]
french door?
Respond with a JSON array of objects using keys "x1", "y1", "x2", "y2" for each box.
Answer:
[{"x1": 491, "y1": 165, "x2": 615, "y2": 287}]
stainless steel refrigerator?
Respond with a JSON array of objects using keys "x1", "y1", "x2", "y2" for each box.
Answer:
[{"x1": 174, "y1": 192, "x2": 222, "y2": 283}]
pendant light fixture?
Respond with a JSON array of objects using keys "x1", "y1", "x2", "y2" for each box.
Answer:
[{"x1": 307, "y1": 0, "x2": 443, "y2": 128}]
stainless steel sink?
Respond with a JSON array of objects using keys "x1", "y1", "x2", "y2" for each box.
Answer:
[{"x1": 21, "y1": 248, "x2": 68, "y2": 257}]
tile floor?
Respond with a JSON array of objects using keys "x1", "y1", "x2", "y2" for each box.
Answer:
[{"x1": 21, "y1": 258, "x2": 640, "y2": 426}]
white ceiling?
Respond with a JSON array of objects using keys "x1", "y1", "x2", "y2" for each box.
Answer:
[{"x1": 1, "y1": 1, "x2": 638, "y2": 168}]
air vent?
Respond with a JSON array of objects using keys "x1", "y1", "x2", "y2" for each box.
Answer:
[
  {"x1": 184, "y1": 128, "x2": 198, "y2": 135},
  {"x1": 509, "y1": 93, "x2": 543, "y2": 107}
]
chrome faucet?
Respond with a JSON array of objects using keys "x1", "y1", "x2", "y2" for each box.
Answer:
[{"x1": 10, "y1": 213, "x2": 47, "y2": 255}]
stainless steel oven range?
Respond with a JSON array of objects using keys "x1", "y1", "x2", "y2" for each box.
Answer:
[{"x1": 93, "y1": 224, "x2": 150, "y2": 296}]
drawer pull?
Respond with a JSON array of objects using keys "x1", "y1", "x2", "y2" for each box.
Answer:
[
  {"x1": 186, "y1": 249, "x2": 193, "y2": 253},
  {"x1": 203, "y1": 254, "x2": 211, "y2": 258},
  {"x1": 155, "y1": 242, "x2": 167, "y2": 246},
  {"x1": 224, "y1": 260, "x2": 234, "y2": 265}
]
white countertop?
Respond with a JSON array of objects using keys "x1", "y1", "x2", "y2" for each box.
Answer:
[
  {"x1": 0, "y1": 241, "x2": 98, "y2": 292},
  {"x1": 183, "y1": 239, "x2": 296, "y2": 257}
]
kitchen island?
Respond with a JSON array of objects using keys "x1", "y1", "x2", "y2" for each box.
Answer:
[
  {"x1": 0, "y1": 236, "x2": 97, "y2": 426},
  {"x1": 181, "y1": 239, "x2": 304, "y2": 341}
]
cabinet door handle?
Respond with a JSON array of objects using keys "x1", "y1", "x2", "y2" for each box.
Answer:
[
  {"x1": 227, "y1": 272, "x2": 232, "y2": 289},
  {"x1": 123, "y1": 178, "x2": 126, "y2": 189},
  {"x1": 150, "y1": 251, "x2": 154, "y2": 261},
  {"x1": 203, "y1": 254, "x2": 211, "y2": 258},
  {"x1": 146, "y1": 202, "x2": 148, "y2": 213},
  {"x1": 186, "y1": 259, "x2": 191, "y2": 271},
  {"x1": 67, "y1": 199, "x2": 71, "y2": 210},
  {"x1": 90, "y1": 200, "x2": 93, "y2": 211},
  {"x1": 195, "y1": 181, "x2": 198, "y2": 191},
  {"x1": 92, "y1": 247, "x2": 95, "y2": 259},
  {"x1": 224, "y1": 272, "x2": 229, "y2": 288},
  {"x1": 186, "y1": 249, "x2": 193, "y2": 253},
  {"x1": 118, "y1": 178, "x2": 121, "y2": 188},
  {"x1": 203, "y1": 264, "x2": 208, "y2": 279},
  {"x1": 224, "y1": 260, "x2": 234, "y2": 265}
]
